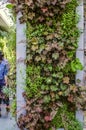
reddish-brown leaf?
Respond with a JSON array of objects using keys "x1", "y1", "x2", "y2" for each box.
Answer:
[
  {"x1": 67, "y1": 94, "x2": 74, "y2": 102},
  {"x1": 41, "y1": 7, "x2": 48, "y2": 13},
  {"x1": 44, "y1": 115, "x2": 52, "y2": 122}
]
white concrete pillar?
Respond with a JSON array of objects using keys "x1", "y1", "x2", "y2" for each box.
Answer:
[
  {"x1": 76, "y1": 0, "x2": 84, "y2": 124},
  {"x1": 16, "y1": 11, "x2": 26, "y2": 119},
  {"x1": 76, "y1": 0, "x2": 84, "y2": 86}
]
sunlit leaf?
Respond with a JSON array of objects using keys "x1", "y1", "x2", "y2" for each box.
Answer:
[
  {"x1": 48, "y1": 66, "x2": 52, "y2": 71},
  {"x1": 57, "y1": 72, "x2": 63, "y2": 79},
  {"x1": 43, "y1": 31, "x2": 49, "y2": 35},
  {"x1": 31, "y1": 45, "x2": 38, "y2": 51},
  {"x1": 28, "y1": 13, "x2": 35, "y2": 20},
  {"x1": 58, "y1": 91, "x2": 63, "y2": 96},
  {"x1": 46, "y1": 77, "x2": 52, "y2": 84},
  {"x1": 50, "y1": 86, "x2": 58, "y2": 91},
  {"x1": 35, "y1": 56, "x2": 41, "y2": 62},
  {"x1": 45, "y1": 45, "x2": 51, "y2": 51},
  {"x1": 31, "y1": 37, "x2": 38, "y2": 45},
  {"x1": 70, "y1": 85, "x2": 78, "y2": 93},
  {"x1": 52, "y1": 52, "x2": 59, "y2": 60},
  {"x1": 71, "y1": 58, "x2": 83, "y2": 72},
  {"x1": 46, "y1": 34, "x2": 54, "y2": 40},
  {"x1": 52, "y1": 73, "x2": 57, "y2": 77},
  {"x1": 37, "y1": 44, "x2": 45, "y2": 53},
  {"x1": 41, "y1": 55, "x2": 46, "y2": 62},
  {"x1": 6, "y1": 4, "x2": 14, "y2": 9},
  {"x1": 50, "y1": 92, "x2": 56, "y2": 98},
  {"x1": 27, "y1": 54, "x2": 32, "y2": 61},
  {"x1": 44, "y1": 95, "x2": 51, "y2": 103},
  {"x1": 25, "y1": 0, "x2": 33, "y2": 6},
  {"x1": 63, "y1": 77, "x2": 70, "y2": 84}
]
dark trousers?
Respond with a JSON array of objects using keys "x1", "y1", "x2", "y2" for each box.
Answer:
[{"x1": 0, "y1": 86, "x2": 9, "y2": 111}]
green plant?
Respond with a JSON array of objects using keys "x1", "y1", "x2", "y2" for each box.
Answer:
[
  {"x1": 0, "y1": 27, "x2": 16, "y2": 117},
  {"x1": 52, "y1": 104, "x2": 83, "y2": 130},
  {"x1": 10, "y1": 99, "x2": 16, "y2": 117},
  {"x1": 25, "y1": 65, "x2": 44, "y2": 98},
  {"x1": 70, "y1": 58, "x2": 83, "y2": 72},
  {"x1": 8, "y1": 0, "x2": 85, "y2": 129}
]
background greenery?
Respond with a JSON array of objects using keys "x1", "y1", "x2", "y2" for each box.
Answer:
[{"x1": 0, "y1": 28, "x2": 16, "y2": 116}]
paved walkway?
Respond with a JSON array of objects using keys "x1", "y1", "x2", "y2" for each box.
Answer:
[{"x1": 0, "y1": 104, "x2": 19, "y2": 130}]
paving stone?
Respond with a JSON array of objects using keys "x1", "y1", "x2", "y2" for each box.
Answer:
[{"x1": 0, "y1": 104, "x2": 19, "y2": 130}]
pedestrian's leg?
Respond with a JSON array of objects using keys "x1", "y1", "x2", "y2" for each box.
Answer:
[
  {"x1": 0, "y1": 97, "x2": 2, "y2": 117},
  {"x1": 0, "y1": 86, "x2": 2, "y2": 117},
  {"x1": 6, "y1": 96, "x2": 10, "y2": 112}
]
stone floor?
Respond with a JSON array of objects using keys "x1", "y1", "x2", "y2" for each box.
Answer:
[{"x1": 0, "y1": 104, "x2": 19, "y2": 130}]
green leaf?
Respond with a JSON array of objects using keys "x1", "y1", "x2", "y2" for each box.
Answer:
[
  {"x1": 52, "y1": 53, "x2": 59, "y2": 60},
  {"x1": 52, "y1": 73, "x2": 57, "y2": 77},
  {"x1": 27, "y1": 54, "x2": 32, "y2": 61},
  {"x1": 31, "y1": 45, "x2": 38, "y2": 51},
  {"x1": 41, "y1": 85, "x2": 49, "y2": 90},
  {"x1": 50, "y1": 85, "x2": 58, "y2": 91},
  {"x1": 71, "y1": 58, "x2": 83, "y2": 72},
  {"x1": 55, "y1": 94, "x2": 59, "y2": 99},
  {"x1": 35, "y1": 56, "x2": 41, "y2": 62},
  {"x1": 57, "y1": 72, "x2": 63, "y2": 79},
  {"x1": 6, "y1": 4, "x2": 14, "y2": 9},
  {"x1": 67, "y1": 51, "x2": 75, "y2": 58},
  {"x1": 44, "y1": 95, "x2": 51, "y2": 103},
  {"x1": 60, "y1": 83, "x2": 67, "y2": 91},
  {"x1": 43, "y1": 31, "x2": 49, "y2": 35},
  {"x1": 46, "y1": 77, "x2": 52, "y2": 84},
  {"x1": 31, "y1": 37, "x2": 38, "y2": 45},
  {"x1": 48, "y1": 66, "x2": 53, "y2": 71}
]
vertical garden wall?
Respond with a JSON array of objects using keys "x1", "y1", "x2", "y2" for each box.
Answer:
[
  {"x1": 16, "y1": 0, "x2": 84, "y2": 130},
  {"x1": 8, "y1": 0, "x2": 86, "y2": 129}
]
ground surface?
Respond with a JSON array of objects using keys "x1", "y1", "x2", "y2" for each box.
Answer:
[{"x1": 0, "y1": 104, "x2": 19, "y2": 130}]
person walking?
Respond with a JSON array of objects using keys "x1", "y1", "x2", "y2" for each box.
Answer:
[
  {"x1": 0, "y1": 51, "x2": 9, "y2": 117},
  {"x1": 0, "y1": 51, "x2": 10, "y2": 72}
]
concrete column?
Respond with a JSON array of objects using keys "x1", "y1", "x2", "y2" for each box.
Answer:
[
  {"x1": 16, "y1": 11, "x2": 26, "y2": 119},
  {"x1": 76, "y1": 0, "x2": 84, "y2": 86},
  {"x1": 76, "y1": 0, "x2": 84, "y2": 125}
]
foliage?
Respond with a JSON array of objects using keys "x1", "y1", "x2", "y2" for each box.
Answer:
[
  {"x1": 25, "y1": 65, "x2": 43, "y2": 97},
  {"x1": 0, "y1": 27, "x2": 16, "y2": 116},
  {"x1": 52, "y1": 104, "x2": 83, "y2": 130},
  {"x1": 9, "y1": 0, "x2": 85, "y2": 130},
  {"x1": 10, "y1": 99, "x2": 16, "y2": 117},
  {"x1": 6, "y1": 28, "x2": 16, "y2": 116},
  {"x1": 0, "y1": 30, "x2": 7, "y2": 50}
]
